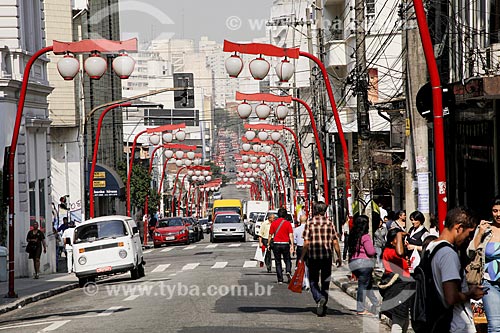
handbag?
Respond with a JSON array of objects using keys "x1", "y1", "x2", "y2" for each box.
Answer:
[
  {"x1": 254, "y1": 246, "x2": 266, "y2": 262},
  {"x1": 466, "y1": 229, "x2": 493, "y2": 285},
  {"x1": 269, "y1": 219, "x2": 285, "y2": 250}
]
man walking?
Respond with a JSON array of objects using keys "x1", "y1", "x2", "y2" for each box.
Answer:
[
  {"x1": 258, "y1": 213, "x2": 274, "y2": 273},
  {"x1": 301, "y1": 202, "x2": 342, "y2": 317},
  {"x1": 425, "y1": 207, "x2": 485, "y2": 332},
  {"x1": 269, "y1": 207, "x2": 294, "y2": 284},
  {"x1": 294, "y1": 215, "x2": 307, "y2": 267}
]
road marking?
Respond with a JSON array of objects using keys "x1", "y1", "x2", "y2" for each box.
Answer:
[
  {"x1": 42, "y1": 320, "x2": 71, "y2": 331},
  {"x1": 251, "y1": 243, "x2": 259, "y2": 247},
  {"x1": 182, "y1": 263, "x2": 199, "y2": 270},
  {"x1": 243, "y1": 260, "x2": 257, "y2": 268},
  {"x1": 184, "y1": 245, "x2": 196, "y2": 250},
  {"x1": 123, "y1": 294, "x2": 141, "y2": 301},
  {"x1": 205, "y1": 244, "x2": 218, "y2": 248},
  {"x1": 98, "y1": 306, "x2": 123, "y2": 317},
  {"x1": 161, "y1": 247, "x2": 174, "y2": 252},
  {"x1": 271, "y1": 260, "x2": 287, "y2": 268},
  {"x1": 228, "y1": 244, "x2": 241, "y2": 247},
  {"x1": 143, "y1": 250, "x2": 153, "y2": 254},
  {"x1": 0, "y1": 320, "x2": 71, "y2": 331},
  {"x1": 211, "y1": 262, "x2": 228, "y2": 269},
  {"x1": 169, "y1": 273, "x2": 177, "y2": 276},
  {"x1": 151, "y1": 264, "x2": 170, "y2": 273}
]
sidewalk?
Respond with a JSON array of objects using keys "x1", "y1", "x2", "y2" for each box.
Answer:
[
  {"x1": 0, "y1": 272, "x2": 79, "y2": 314},
  {"x1": 0, "y1": 242, "x2": 154, "y2": 315}
]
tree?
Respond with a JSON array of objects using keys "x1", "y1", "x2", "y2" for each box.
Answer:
[
  {"x1": 117, "y1": 161, "x2": 152, "y2": 215},
  {"x1": 204, "y1": 161, "x2": 228, "y2": 187}
]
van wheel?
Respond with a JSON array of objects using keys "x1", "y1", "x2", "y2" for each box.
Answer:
[
  {"x1": 241, "y1": 235, "x2": 246, "y2": 242},
  {"x1": 210, "y1": 234, "x2": 214, "y2": 243},
  {"x1": 131, "y1": 267, "x2": 139, "y2": 280},
  {"x1": 153, "y1": 243, "x2": 161, "y2": 249},
  {"x1": 138, "y1": 263, "x2": 145, "y2": 278},
  {"x1": 78, "y1": 277, "x2": 87, "y2": 288}
]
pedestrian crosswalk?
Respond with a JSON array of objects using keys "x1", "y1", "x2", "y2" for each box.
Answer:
[
  {"x1": 146, "y1": 259, "x2": 288, "y2": 273},
  {"x1": 144, "y1": 243, "x2": 260, "y2": 253}
]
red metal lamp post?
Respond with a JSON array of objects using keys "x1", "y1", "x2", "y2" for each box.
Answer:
[
  {"x1": 413, "y1": 0, "x2": 447, "y2": 230},
  {"x1": 6, "y1": 39, "x2": 136, "y2": 298},
  {"x1": 126, "y1": 123, "x2": 186, "y2": 217},
  {"x1": 225, "y1": 42, "x2": 353, "y2": 220}
]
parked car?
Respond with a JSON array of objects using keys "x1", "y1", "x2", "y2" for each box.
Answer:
[
  {"x1": 199, "y1": 218, "x2": 211, "y2": 234},
  {"x1": 72, "y1": 215, "x2": 144, "y2": 287},
  {"x1": 210, "y1": 213, "x2": 246, "y2": 243},
  {"x1": 153, "y1": 217, "x2": 190, "y2": 248},
  {"x1": 212, "y1": 192, "x2": 222, "y2": 200}
]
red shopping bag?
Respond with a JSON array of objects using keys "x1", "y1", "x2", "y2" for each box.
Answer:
[{"x1": 288, "y1": 260, "x2": 305, "y2": 293}]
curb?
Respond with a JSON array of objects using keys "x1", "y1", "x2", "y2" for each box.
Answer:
[{"x1": 0, "y1": 283, "x2": 79, "y2": 315}]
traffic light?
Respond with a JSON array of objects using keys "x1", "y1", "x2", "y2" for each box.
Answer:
[
  {"x1": 173, "y1": 73, "x2": 194, "y2": 108},
  {"x1": 59, "y1": 195, "x2": 68, "y2": 210}
]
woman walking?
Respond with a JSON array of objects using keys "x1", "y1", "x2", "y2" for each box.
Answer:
[
  {"x1": 348, "y1": 215, "x2": 380, "y2": 315},
  {"x1": 379, "y1": 228, "x2": 413, "y2": 333},
  {"x1": 470, "y1": 196, "x2": 500, "y2": 333},
  {"x1": 26, "y1": 222, "x2": 47, "y2": 279}
]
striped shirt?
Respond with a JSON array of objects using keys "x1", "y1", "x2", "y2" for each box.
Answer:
[{"x1": 303, "y1": 215, "x2": 337, "y2": 260}]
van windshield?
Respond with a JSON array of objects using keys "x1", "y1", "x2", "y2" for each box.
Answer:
[
  {"x1": 214, "y1": 215, "x2": 241, "y2": 224},
  {"x1": 74, "y1": 220, "x2": 128, "y2": 244}
]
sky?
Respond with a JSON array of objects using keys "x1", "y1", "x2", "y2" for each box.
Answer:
[{"x1": 119, "y1": 0, "x2": 273, "y2": 46}]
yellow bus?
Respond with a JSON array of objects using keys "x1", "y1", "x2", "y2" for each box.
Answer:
[{"x1": 211, "y1": 199, "x2": 243, "y2": 220}]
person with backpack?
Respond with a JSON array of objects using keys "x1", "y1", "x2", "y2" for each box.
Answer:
[
  {"x1": 413, "y1": 207, "x2": 485, "y2": 333},
  {"x1": 379, "y1": 228, "x2": 413, "y2": 332}
]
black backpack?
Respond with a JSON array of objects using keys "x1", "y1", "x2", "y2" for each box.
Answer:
[{"x1": 411, "y1": 242, "x2": 454, "y2": 333}]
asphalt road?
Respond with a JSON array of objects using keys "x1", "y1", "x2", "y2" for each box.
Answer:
[{"x1": 0, "y1": 236, "x2": 389, "y2": 333}]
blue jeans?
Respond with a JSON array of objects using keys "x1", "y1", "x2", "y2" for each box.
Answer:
[
  {"x1": 483, "y1": 280, "x2": 500, "y2": 333},
  {"x1": 350, "y1": 259, "x2": 379, "y2": 312},
  {"x1": 308, "y1": 257, "x2": 332, "y2": 304}
]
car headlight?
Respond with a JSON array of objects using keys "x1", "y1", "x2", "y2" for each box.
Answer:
[
  {"x1": 119, "y1": 249, "x2": 127, "y2": 259},
  {"x1": 154, "y1": 232, "x2": 161, "y2": 237},
  {"x1": 78, "y1": 256, "x2": 87, "y2": 265}
]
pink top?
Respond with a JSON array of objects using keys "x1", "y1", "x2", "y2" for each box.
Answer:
[{"x1": 350, "y1": 234, "x2": 376, "y2": 260}]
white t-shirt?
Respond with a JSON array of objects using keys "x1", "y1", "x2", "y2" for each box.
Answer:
[
  {"x1": 427, "y1": 240, "x2": 476, "y2": 333},
  {"x1": 294, "y1": 224, "x2": 305, "y2": 247},
  {"x1": 62, "y1": 227, "x2": 75, "y2": 248}
]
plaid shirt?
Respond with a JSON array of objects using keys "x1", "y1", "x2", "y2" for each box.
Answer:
[{"x1": 303, "y1": 215, "x2": 337, "y2": 260}]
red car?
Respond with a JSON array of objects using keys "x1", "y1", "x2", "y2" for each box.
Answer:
[{"x1": 153, "y1": 217, "x2": 190, "y2": 248}]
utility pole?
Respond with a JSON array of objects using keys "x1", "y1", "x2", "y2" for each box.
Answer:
[
  {"x1": 355, "y1": 0, "x2": 372, "y2": 230},
  {"x1": 403, "y1": 1, "x2": 430, "y2": 228}
]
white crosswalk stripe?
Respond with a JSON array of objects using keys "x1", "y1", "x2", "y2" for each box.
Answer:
[
  {"x1": 228, "y1": 244, "x2": 241, "y2": 248},
  {"x1": 151, "y1": 264, "x2": 170, "y2": 273},
  {"x1": 123, "y1": 295, "x2": 141, "y2": 301},
  {"x1": 98, "y1": 306, "x2": 123, "y2": 317},
  {"x1": 205, "y1": 244, "x2": 218, "y2": 248},
  {"x1": 160, "y1": 247, "x2": 174, "y2": 252},
  {"x1": 182, "y1": 263, "x2": 200, "y2": 270},
  {"x1": 271, "y1": 260, "x2": 287, "y2": 268},
  {"x1": 243, "y1": 260, "x2": 257, "y2": 268},
  {"x1": 211, "y1": 261, "x2": 228, "y2": 269},
  {"x1": 143, "y1": 249, "x2": 153, "y2": 254},
  {"x1": 183, "y1": 245, "x2": 196, "y2": 250},
  {"x1": 251, "y1": 243, "x2": 259, "y2": 247}
]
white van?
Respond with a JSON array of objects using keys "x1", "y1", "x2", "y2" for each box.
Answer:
[{"x1": 72, "y1": 215, "x2": 145, "y2": 287}]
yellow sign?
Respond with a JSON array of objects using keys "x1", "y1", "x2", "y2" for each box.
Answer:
[
  {"x1": 93, "y1": 180, "x2": 106, "y2": 188},
  {"x1": 94, "y1": 171, "x2": 106, "y2": 179}
]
